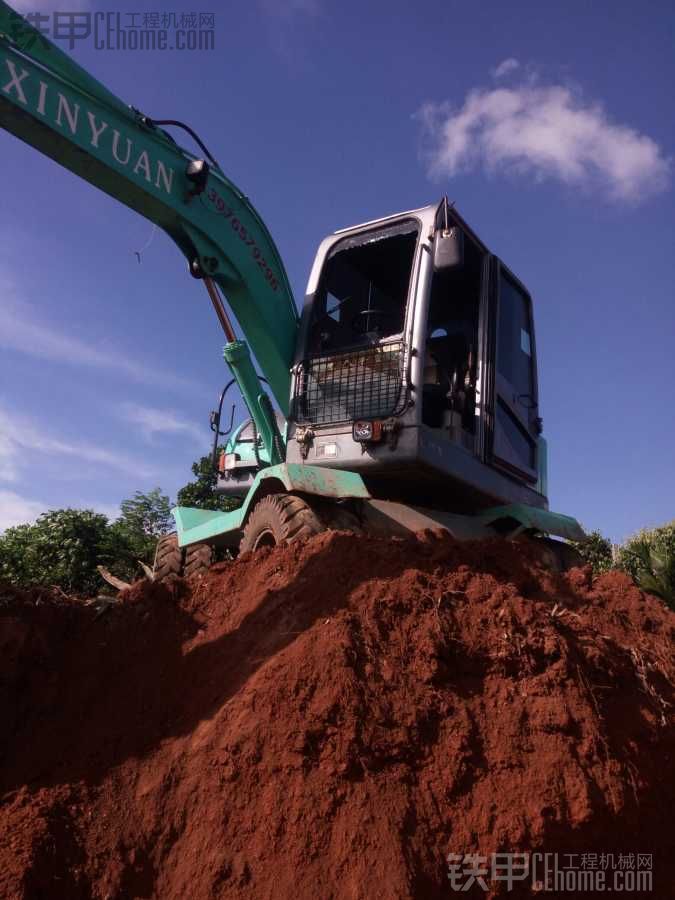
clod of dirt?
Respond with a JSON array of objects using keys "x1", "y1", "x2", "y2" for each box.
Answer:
[{"x1": 1, "y1": 531, "x2": 673, "y2": 899}]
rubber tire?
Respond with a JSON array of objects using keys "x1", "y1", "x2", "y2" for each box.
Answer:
[
  {"x1": 239, "y1": 493, "x2": 325, "y2": 554},
  {"x1": 153, "y1": 533, "x2": 184, "y2": 581},
  {"x1": 184, "y1": 542, "x2": 213, "y2": 579}
]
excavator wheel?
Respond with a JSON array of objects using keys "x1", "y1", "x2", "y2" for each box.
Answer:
[
  {"x1": 240, "y1": 493, "x2": 325, "y2": 554},
  {"x1": 184, "y1": 542, "x2": 214, "y2": 580},
  {"x1": 153, "y1": 533, "x2": 184, "y2": 582}
]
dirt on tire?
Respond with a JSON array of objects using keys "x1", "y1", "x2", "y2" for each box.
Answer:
[
  {"x1": 239, "y1": 492, "x2": 324, "y2": 553},
  {"x1": 152, "y1": 533, "x2": 183, "y2": 581},
  {"x1": 184, "y1": 542, "x2": 213, "y2": 580},
  {"x1": 1, "y1": 531, "x2": 673, "y2": 899}
]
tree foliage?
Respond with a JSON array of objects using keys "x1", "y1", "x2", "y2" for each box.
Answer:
[
  {"x1": 104, "y1": 488, "x2": 173, "y2": 581},
  {"x1": 0, "y1": 509, "x2": 113, "y2": 595},
  {"x1": 615, "y1": 521, "x2": 675, "y2": 609},
  {"x1": 176, "y1": 453, "x2": 238, "y2": 513},
  {"x1": 570, "y1": 521, "x2": 675, "y2": 609},
  {"x1": 0, "y1": 488, "x2": 173, "y2": 595},
  {"x1": 569, "y1": 529, "x2": 613, "y2": 575},
  {"x1": 119, "y1": 488, "x2": 172, "y2": 537},
  {"x1": 0, "y1": 449, "x2": 241, "y2": 595}
]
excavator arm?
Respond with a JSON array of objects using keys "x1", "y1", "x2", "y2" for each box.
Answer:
[{"x1": 0, "y1": 0, "x2": 298, "y2": 417}]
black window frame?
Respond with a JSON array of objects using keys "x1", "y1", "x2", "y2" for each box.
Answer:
[{"x1": 488, "y1": 259, "x2": 540, "y2": 483}]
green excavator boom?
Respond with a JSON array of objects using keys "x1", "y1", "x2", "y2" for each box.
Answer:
[{"x1": 0, "y1": 0, "x2": 298, "y2": 413}]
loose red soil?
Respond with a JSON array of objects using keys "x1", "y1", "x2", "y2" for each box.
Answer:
[{"x1": 1, "y1": 531, "x2": 673, "y2": 899}]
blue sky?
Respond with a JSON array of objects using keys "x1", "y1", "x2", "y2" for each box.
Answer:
[{"x1": 1, "y1": 0, "x2": 673, "y2": 542}]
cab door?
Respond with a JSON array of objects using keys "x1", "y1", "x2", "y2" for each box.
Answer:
[{"x1": 489, "y1": 262, "x2": 540, "y2": 483}]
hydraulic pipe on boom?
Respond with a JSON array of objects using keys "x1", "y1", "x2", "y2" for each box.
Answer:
[
  {"x1": 204, "y1": 277, "x2": 237, "y2": 344},
  {"x1": 0, "y1": 0, "x2": 295, "y2": 464}
]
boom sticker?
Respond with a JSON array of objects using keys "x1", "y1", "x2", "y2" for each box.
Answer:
[{"x1": 203, "y1": 186, "x2": 280, "y2": 292}]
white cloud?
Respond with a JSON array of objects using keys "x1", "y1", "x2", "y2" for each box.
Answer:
[
  {"x1": 492, "y1": 58, "x2": 520, "y2": 79},
  {"x1": 418, "y1": 75, "x2": 671, "y2": 202},
  {"x1": 0, "y1": 405, "x2": 155, "y2": 482},
  {"x1": 0, "y1": 490, "x2": 45, "y2": 531},
  {"x1": 0, "y1": 276, "x2": 201, "y2": 394},
  {"x1": 118, "y1": 402, "x2": 208, "y2": 445}
]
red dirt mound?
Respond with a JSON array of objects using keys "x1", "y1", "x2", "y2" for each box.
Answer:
[{"x1": 1, "y1": 531, "x2": 673, "y2": 899}]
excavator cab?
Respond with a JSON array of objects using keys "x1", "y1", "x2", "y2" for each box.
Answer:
[{"x1": 285, "y1": 200, "x2": 547, "y2": 514}]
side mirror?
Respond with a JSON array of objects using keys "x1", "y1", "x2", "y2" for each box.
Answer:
[{"x1": 433, "y1": 226, "x2": 464, "y2": 271}]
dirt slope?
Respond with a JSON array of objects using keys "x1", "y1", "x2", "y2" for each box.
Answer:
[{"x1": 1, "y1": 531, "x2": 673, "y2": 899}]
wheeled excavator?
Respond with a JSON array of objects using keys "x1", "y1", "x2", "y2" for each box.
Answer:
[{"x1": 0, "y1": 1, "x2": 585, "y2": 581}]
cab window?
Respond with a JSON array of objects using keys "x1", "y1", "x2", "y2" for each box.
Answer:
[
  {"x1": 309, "y1": 221, "x2": 418, "y2": 355},
  {"x1": 497, "y1": 273, "x2": 535, "y2": 404},
  {"x1": 422, "y1": 234, "x2": 482, "y2": 434}
]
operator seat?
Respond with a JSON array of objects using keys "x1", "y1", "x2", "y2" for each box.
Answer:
[{"x1": 422, "y1": 328, "x2": 472, "y2": 429}]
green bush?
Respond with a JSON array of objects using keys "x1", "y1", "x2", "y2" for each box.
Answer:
[
  {"x1": 0, "y1": 488, "x2": 173, "y2": 596},
  {"x1": 0, "y1": 446, "x2": 242, "y2": 595},
  {"x1": 104, "y1": 488, "x2": 174, "y2": 577},
  {"x1": 615, "y1": 521, "x2": 675, "y2": 609},
  {"x1": 177, "y1": 453, "x2": 238, "y2": 512},
  {"x1": 0, "y1": 509, "x2": 113, "y2": 595},
  {"x1": 569, "y1": 529, "x2": 613, "y2": 575}
]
